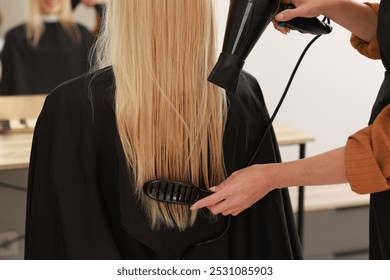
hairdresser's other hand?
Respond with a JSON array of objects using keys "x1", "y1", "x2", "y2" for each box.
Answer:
[
  {"x1": 82, "y1": 0, "x2": 104, "y2": 7},
  {"x1": 191, "y1": 164, "x2": 275, "y2": 216},
  {"x1": 272, "y1": 0, "x2": 336, "y2": 34}
]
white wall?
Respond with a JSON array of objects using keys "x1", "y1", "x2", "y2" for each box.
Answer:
[{"x1": 215, "y1": 0, "x2": 384, "y2": 191}]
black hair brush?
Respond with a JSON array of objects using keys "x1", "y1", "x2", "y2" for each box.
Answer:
[{"x1": 143, "y1": 180, "x2": 213, "y2": 206}]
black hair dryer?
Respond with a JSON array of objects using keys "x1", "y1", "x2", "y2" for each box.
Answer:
[{"x1": 208, "y1": 0, "x2": 332, "y2": 93}]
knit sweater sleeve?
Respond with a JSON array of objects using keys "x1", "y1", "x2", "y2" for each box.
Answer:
[
  {"x1": 345, "y1": 105, "x2": 390, "y2": 194},
  {"x1": 350, "y1": 2, "x2": 380, "y2": 60}
]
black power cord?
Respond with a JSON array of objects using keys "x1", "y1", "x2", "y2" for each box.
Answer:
[{"x1": 247, "y1": 32, "x2": 323, "y2": 166}]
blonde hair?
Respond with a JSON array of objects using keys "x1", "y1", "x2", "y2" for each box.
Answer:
[
  {"x1": 26, "y1": 0, "x2": 81, "y2": 46},
  {"x1": 94, "y1": 0, "x2": 228, "y2": 230}
]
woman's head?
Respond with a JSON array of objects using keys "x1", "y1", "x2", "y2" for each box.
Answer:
[
  {"x1": 95, "y1": 0, "x2": 227, "y2": 230},
  {"x1": 27, "y1": 0, "x2": 79, "y2": 45},
  {"x1": 38, "y1": 0, "x2": 65, "y2": 15},
  {"x1": 30, "y1": 0, "x2": 72, "y2": 17}
]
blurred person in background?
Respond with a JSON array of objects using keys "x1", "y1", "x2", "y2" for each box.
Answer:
[{"x1": 0, "y1": 0, "x2": 93, "y2": 95}]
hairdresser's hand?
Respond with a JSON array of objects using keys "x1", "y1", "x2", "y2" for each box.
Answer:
[
  {"x1": 82, "y1": 0, "x2": 104, "y2": 7},
  {"x1": 272, "y1": 0, "x2": 337, "y2": 34},
  {"x1": 191, "y1": 164, "x2": 275, "y2": 216}
]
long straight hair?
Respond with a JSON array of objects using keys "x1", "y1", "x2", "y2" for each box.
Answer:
[
  {"x1": 26, "y1": 0, "x2": 81, "y2": 46},
  {"x1": 94, "y1": 0, "x2": 227, "y2": 230}
]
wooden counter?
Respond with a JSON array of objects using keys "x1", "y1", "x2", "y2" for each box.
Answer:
[
  {"x1": 0, "y1": 132, "x2": 33, "y2": 171},
  {"x1": 273, "y1": 121, "x2": 315, "y2": 146}
]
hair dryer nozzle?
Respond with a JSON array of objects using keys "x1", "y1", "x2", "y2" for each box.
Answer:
[
  {"x1": 208, "y1": 52, "x2": 245, "y2": 93},
  {"x1": 208, "y1": 0, "x2": 281, "y2": 93}
]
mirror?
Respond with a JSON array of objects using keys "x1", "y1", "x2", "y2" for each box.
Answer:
[
  {"x1": 0, "y1": 0, "x2": 99, "y2": 95},
  {"x1": 0, "y1": 0, "x2": 96, "y2": 37}
]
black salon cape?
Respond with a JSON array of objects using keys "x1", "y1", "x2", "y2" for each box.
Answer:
[
  {"x1": 25, "y1": 67, "x2": 302, "y2": 260},
  {"x1": 0, "y1": 22, "x2": 93, "y2": 95},
  {"x1": 368, "y1": 0, "x2": 390, "y2": 260}
]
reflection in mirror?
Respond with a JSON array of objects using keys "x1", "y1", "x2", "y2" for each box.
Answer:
[
  {"x1": 0, "y1": 94, "x2": 46, "y2": 133},
  {"x1": 0, "y1": 7, "x2": 4, "y2": 80},
  {"x1": 0, "y1": 7, "x2": 3, "y2": 49},
  {"x1": 0, "y1": 0, "x2": 102, "y2": 96}
]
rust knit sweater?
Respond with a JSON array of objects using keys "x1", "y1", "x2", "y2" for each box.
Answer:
[
  {"x1": 346, "y1": 105, "x2": 390, "y2": 194},
  {"x1": 346, "y1": 2, "x2": 390, "y2": 194},
  {"x1": 350, "y1": 3, "x2": 381, "y2": 59}
]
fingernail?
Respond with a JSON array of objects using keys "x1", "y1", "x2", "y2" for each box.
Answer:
[
  {"x1": 209, "y1": 186, "x2": 217, "y2": 191},
  {"x1": 275, "y1": 13, "x2": 284, "y2": 21},
  {"x1": 278, "y1": 21, "x2": 286, "y2": 27}
]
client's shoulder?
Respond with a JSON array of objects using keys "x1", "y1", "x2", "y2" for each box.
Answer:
[
  {"x1": 47, "y1": 67, "x2": 114, "y2": 101},
  {"x1": 230, "y1": 70, "x2": 265, "y2": 108}
]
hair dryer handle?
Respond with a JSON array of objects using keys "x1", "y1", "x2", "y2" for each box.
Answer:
[{"x1": 279, "y1": 4, "x2": 332, "y2": 35}]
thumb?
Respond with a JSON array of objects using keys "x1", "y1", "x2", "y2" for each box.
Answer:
[{"x1": 275, "y1": 8, "x2": 302, "y2": 22}]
